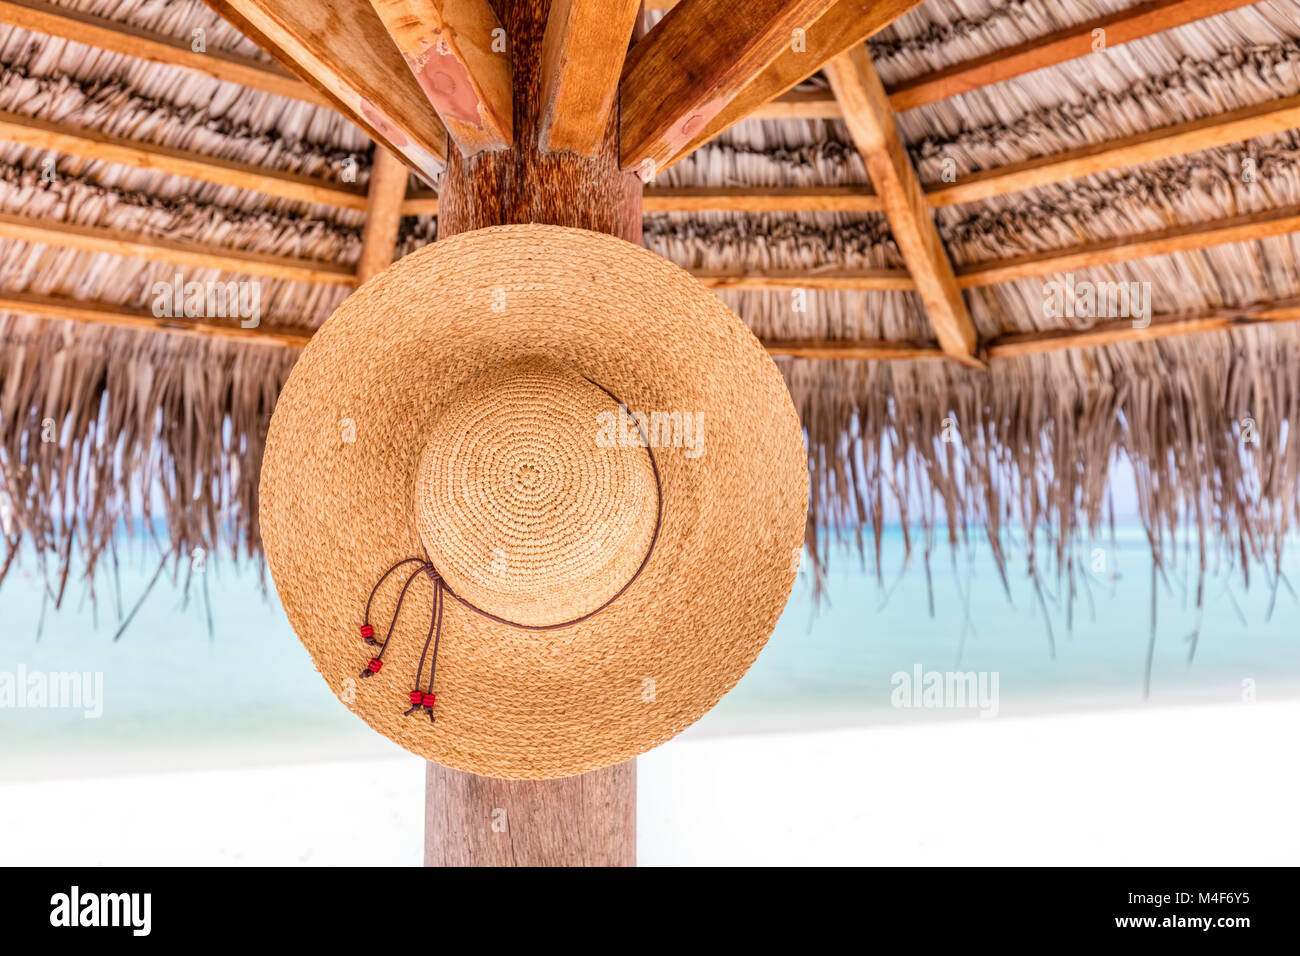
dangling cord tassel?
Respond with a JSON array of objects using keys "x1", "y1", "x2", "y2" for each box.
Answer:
[
  {"x1": 421, "y1": 568, "x2": 445, "y2": 722},
  {"x1": 405, "y1": 565, "x2": 442, "y2": 720},
  {"x1": 359, "y1": 561, "x2": 427, "y2": 679},
  {"x1": 360, "y1": 559, "x2": 427, "y2": 645}
]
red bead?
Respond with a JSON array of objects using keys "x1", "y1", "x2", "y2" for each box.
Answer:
[
  {"x1": 409, "y1": 690, "x2": 423, "y2": 704},
  {"x1": 422, "y1": 693, "x2": 437, "y2": 707},
  {"x1": 367, "y1": 658, "x2": 383, "y2": 673},
  {"x1": 360, "y1": 624, "x2": 375, "y2": 639}
]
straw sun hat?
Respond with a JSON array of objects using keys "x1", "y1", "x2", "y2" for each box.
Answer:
[{"x1": 260, "y1": 224, "x2": 807, "y2": 779}]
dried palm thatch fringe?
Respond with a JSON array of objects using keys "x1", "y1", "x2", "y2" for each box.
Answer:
[
  {"x1": 789, "y1": 323, "x2": 1300, "y2": 615},
  {"x1": 641, "y1": 212, "x2": 933, "y2": 343},
  {"x1": 641, "y1": 212, "x2": 898, "y2": 271},
  {"x1": 665, "y1": 135, "x2": 869, "y2": 189},
  {"x1": 0, "y1": 0, "x2": 350, "y2": 613},
  {"x1": 0, "y1": 320, "x2": 294, "y2": 608}
]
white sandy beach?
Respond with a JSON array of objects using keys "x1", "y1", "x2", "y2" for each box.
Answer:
[{"x1": 2, "y1": 698, "x2": 1296, "y2": 866}]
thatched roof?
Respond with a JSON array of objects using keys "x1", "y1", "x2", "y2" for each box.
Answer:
[{"x1": 3, "y1": 0, "x2": 1300, "y2": 615}]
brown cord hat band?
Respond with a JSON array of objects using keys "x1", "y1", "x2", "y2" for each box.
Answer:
[{"x1": 358, "y1": 380, "x2": 663, "y2": 721}]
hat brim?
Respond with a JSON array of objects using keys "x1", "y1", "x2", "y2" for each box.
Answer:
[{"x1": 260, "y1": 225, "x2": 808, "y2": 779}]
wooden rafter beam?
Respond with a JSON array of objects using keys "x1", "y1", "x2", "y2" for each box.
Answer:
[
  {"x1": 0, "y1": 211, "x2": 356, "y2": 285},
  {"x1": 827, "y1": 45, "x2": 976, "y2": 356},
  {"x1": 368, "y1": 0, "x2": 512, "y2": 155},
  {"x1": 0, "y1": 290, "x2": 313, "y2": 347},
  {"x1": 765, "y1": 338, "x2": 947, "y2": 361},
  {"x1": 617, "y1": 85, "x2": 839, "y2": 124},
  {"x1": 768, "y1": 298, "x2": 1300, "y2": 362},
  {"x1": 693, "y1": 269, "x2": 912, "y2": 291},
  {"x1": 400, "y1": 191, "x2": 439, "y2": 216},
  {"x1": 887, "y1": 0, "x2": 1258, "y2": 113},
  {"x1": 356, "y1": 146, "x2": 411, "y2": 282},
  {"x1": 0, "y1": 0, "x2": 327, "y2": 106},
  {"x1": 620, "y1": 0, "x2": 840, "y2": 175},
  {"x1": 957, "y1": 204, "x2": 1300, "y2": 289},
  {"x1": 0, "y1": 206, "x2": 909, "y2": 296},
  {"x1": 539, "y1": 0, "x2": 641, "y2": 155},
  {"x1": 644, "y1": 186, "x2": 881, "y2": 213},
  {"x1": 202, "y1": 0, "x2": 448, "y2": 180},
  {"x1": 984, "y1": 299, "x2": 1300, "y2": 360},
  {"x1": 749, "y1": 88, "x2": 841, "y2": 121},
  {"x1": 9, "y1": 86, "x2": 1294, "y2": 219},
  {"x1": 631, "y1": 94, "x2": 1300, "y2": 210},
  {"x1": 654, "y1": 0, "x2": 924, "y2": 173},
  {"x1": 0, "y1": 110, "x2": 368, "y2": 211}
]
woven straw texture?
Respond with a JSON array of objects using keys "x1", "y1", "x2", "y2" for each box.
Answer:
[
  {"x1": 415, "y1": 357, "x2": 659, "y2": 627},
  {"x1": 260, "y1": 225, "x2": 808, "y2": 779}
]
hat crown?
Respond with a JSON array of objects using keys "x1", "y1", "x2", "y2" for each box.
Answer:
[{"x1": 414, "y1": 357, "x2": 659, "y2": 627}]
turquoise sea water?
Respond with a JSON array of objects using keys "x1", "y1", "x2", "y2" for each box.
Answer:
[{"x1": 1, "y1": 526, "x2": 1298, "y2": 776}]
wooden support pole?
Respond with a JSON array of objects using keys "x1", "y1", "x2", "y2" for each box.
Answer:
[
  {"x1": 356, "y1": 146, "x2": 410, "y2": 283},
  {"x1": 426, "y1": 0, "x2": 640, "y2": 867},
  {"x1": 437, "y1": 0, "x2": 639, "y2": 236}
]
